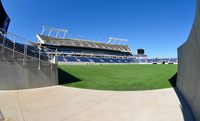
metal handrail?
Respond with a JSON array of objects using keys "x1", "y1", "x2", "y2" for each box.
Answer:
[{"x1": 0, "y1": 29, "x2": 53, "y2": 69}]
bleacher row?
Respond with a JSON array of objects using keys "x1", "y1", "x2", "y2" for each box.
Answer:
[
  {"x1": 0, "y1": 33, "x2": 50, "y2": 61},
  {"x1": 146, "y1": 58, "x2": 178, "y2": 64},
  {"x1": 46, "y1": 47, "x2": 132, "y2": 57},
  {"x1": 38, "y1": 35, "x2": 131, "y2": 52},
  {"x1": 58, "y1": 56, "x2": 136, "y2": 63},
  {"x1": 57, "y1": 56, "x2": 177, "y2": 64}
]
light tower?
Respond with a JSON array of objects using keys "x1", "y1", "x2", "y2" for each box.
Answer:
[
  {"x1": 41, "y1": 26, "x2": 68, "y2": 39},
  {"x1": 107, "y1": 37, "x2": 128, "y2": 45}
]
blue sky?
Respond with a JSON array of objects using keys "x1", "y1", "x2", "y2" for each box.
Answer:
[{"x1": 2, "y1": 0, "x2": 196, "y2": 58}]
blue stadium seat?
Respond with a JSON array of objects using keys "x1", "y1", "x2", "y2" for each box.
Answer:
[
  {"x1": 5, "y1": 39, "x2": 14, "y2": 49},
  {"x1": 57, "y1": 56, "x2": 65, "y2": 62},
  {"x1": 65, "y1": 56, "x2": 78, "y2": 62},
  {"x1": 15, "y1": 42, "x2": 25, "y2": 53},
  {"x1": 134, "y1": 59, "x2": 140, "y2": 63},
  {"x1": 169, "y1": 58, "x2": 177, "y2": 63},
  {"x1": 139, "y1": 59, "x2": 146, "y2": 63},
  {"x1": 152, "y1": 59, "x2": 161, "y2": 63},
  {"x1": 76, "y1": 57, "x2": 91, "y2": 62},
  {"x1": 0, "y1": 34, "x2": 3, "y2": 45},
  {"x1": 119, "y1": 58, "x2": 127, "y2": 63},
  {"x1": 147, "y1": 59, "x2": 153, "y2": 63},
  {"x1": 88, "y1": 57, "x2": 103, "y2": 63},
  {"x1": 27, "y1": 45, "x2": 39, "y2": 58},
  {"x1": 160, "y1": 58, "x2": 170, "y2": 63},
  {"x1": 109, "y1": 58, "x2": 119, "y2": 63},
  {"x1": 100, "y1": 58, "x2": 112, "y2": 63},
  {"x1": 126, "y1": 59, "x2": 133, "y2": 63}
]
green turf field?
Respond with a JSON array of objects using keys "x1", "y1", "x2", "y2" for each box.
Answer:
[{"x1": 58, "y1": 64, "x2": 177, "y2": 91}]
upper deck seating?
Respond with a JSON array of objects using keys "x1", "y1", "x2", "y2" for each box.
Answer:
[{"x1": 38, "y1": 34, "x2": 132, "y2": 53}]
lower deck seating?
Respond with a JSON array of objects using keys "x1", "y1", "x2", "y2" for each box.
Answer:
[
  {"x1": 88, "y1": 57, "x2": 103, "y2": 63},
  {"x1": 147, "y1": 59, "x2": 153, "y2": 63},
  {"x1": 57, "y1": 56, "x2": 136, "y2": 63},
  {"x1": 100, "y1": 58, "x2": 112, "y2": 63},
  {"x1": 57, "y1": 56, "x2": 65, "y2": 62},
  {"x1": 169, "y1": 58, "x2": 178, "y2": 63},
  {"x1": 108, "y1": 58, "x2": 119, "y2": 63},
  {"x1": 65, "y1": 56, "x2": 78, "y2": 62},
  {"x1": 160, "y1": 59, "x2": 170, "y2": 63},
  {"x1": 139, "y1": 59, "x2": 146, "y2": 63},
  {"x1": 56, "y1": 55, "x2": 177, "y2": 64},
  {"x1": 147, "y1": 58, "x2": 177, "y2": 64},
  {"x1": 152, "y1": 59, "x2": 161, "y2": 63},
  {"x1": 76, "y1": 57, "x2": 91, "y2": 62}
]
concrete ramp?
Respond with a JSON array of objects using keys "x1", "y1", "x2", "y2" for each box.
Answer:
[
  {"x1": 0, "y1": 86, "x2": 194, "y2": 121},
  {"x1": 177, "y1": 0, "x2": 200, "y2": 120}
]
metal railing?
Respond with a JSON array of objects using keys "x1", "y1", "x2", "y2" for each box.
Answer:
[{"x1": 0, "y1": 29, "x2": 53, "y2": 69}]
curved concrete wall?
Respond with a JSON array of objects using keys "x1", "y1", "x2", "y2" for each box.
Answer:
[
  {"x1": 0, "y1": 45, "x2": 58, "y2": 90},
  {"x1": 177, "y1": 0, "x2": 200, "y2": 120}
]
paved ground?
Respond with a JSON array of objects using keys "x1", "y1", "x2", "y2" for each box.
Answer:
[{"x1": 0, "y1": 86, "x2": 194, "y2": 121}]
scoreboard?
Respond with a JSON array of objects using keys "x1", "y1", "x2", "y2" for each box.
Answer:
[
  {"x1": 137, "y1": 49, "x2": 145, "y2": 55},
  {"x1": 0, "y1": 0, "x2": 10, "y2": 33}
]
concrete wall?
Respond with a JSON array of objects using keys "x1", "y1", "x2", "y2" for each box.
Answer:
[
  {"x1": 0, "y1": 45, "x2": 58, "y2": 90},
  {"x1": 177, "y1": 0, "x2": 200, "y2": 120}
]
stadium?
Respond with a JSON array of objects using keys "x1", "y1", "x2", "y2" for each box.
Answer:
[
  {"x1": 0, "y1": 0, "x2": 199, "y2": 121},
  {"x1": 35, "y1": 26, "x2": 178, "y2": 65}
]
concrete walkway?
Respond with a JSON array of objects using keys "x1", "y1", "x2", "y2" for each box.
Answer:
[{"x1": 0, "y1": 86, "x2": 193, "y2": 121}]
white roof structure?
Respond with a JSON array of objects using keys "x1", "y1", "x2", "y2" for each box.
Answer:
[
  {"x1": 41, "y1": 26, "x2": 68, "y2": 39},
  {"x1": 107, "y1": 37, "x2": 128, "y2": 45}
]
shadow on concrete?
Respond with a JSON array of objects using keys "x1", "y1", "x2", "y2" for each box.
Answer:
[
  {"x1": 58, "y1": 68, "x2": 82, "y2": 85},
  {"x1": 173, "y1": 88, "x2": 195, "y2": 121},
  {"x1": 168, "y1": 73, "x2": 194, "y2": 121},
  {"x1": 168, "y1": 73, "x2": 177, "y2": 87}
]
